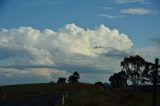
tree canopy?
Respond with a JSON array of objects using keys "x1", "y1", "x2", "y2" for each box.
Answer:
[
  {"x1": 57, "y1": 77, "x2": 66, "y2": 83},
  {"x1": 121, "y1": 55, "x2": 146, "y2": 86},
  {"x1": 109, "y1": 71, "x2": 127, "y2": 88},
  {"x1": 109, "y1": 55, "x2": 159, "y2": 87},
  {"x1": 68, "y1": 71, "x2": 80, "y2": 83}
]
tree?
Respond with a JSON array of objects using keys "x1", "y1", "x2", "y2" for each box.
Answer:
[
  {"x1": 68, "y1": 72, "x2": 80, "y2": 83},
  {"x1": 94, "y1": 82, "x2": 105, "y2": 89},
  {"x1": 68, "y1": 75, "x2": 76, "y2": 83},
  {"x1": 118, "y1": 71, "x2": 128, "y2": 86},
  {"x1": 49, "y1": 81, "x2": 55, "y2": 84},
  {"x1": 142, "y1": 61, "x2": 160, "y2": 84},
  {"x1": 57, "y1": 77, "x2": 66, "y2": 83},
  {"x1": 109, "y1": 71, "x2": 127, "y2": 88},
  {"x1": 121, "y1": 55, "x2": 146, "y2": 86},
  {"x1": 73, "y1": 72, "x2": 80, "y2": 79},
  {"x1": 109, "y1": 73, "x2": 117, "y2": 87},
  {"x1": 141, "y1": 62, "x2": 154, "y2": 84}
]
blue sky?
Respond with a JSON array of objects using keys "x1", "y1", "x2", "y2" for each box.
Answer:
[
  {"x1": 0, "y1": 0, "x2": 160, "y2": 48},
  {"x1": 0, "y1": 0, "x2": 160, "y2": 85}
]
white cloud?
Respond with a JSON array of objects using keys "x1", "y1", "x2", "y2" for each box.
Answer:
[
  {"x1": 113, "y1": 0, "x2": 145, "y2": 4},
  {"x1": 1, "y1": 24, "x2": 159, "y2": 84},
  {"x1": 0, "y1": 24, "x2": 135, "y2": 84},
  {"x1": 24, "y1": 46, "x2": 54, "y2": 65},
  {"x1": 99, "y1": 14, "x2": 124, "y2": 19},
  {"x1": 0, "y1": 24, "x2": 133, "y2": 57},
  {"x1": 0, "y1": 68, "x2": 70, "y2": 85},
  {"x1": 130, "y1": 47, "x2": 160, "y2": 62},
  {"x1": 120, "y1": 8, "x2": 152, "y2": 15}
]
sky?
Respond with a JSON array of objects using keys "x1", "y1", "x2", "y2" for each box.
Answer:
[{"x1": 0, "y1": 0, "x2": 160, "y2": 85}]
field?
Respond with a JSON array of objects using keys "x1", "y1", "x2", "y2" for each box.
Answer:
[
  {"x1": 55, "y1": 87, "x2": 160, "y2": 106},
  {"x1": 1, "y1": 83, "x2": 160, "y2": 106},
  {"x1": 0, "y1": 83, "x2": 98, "y2": 101}
]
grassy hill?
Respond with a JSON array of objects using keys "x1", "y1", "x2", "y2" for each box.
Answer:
[
  {"x1": 55, "y1": 87, "x2": 160, "y2": 106},
  {"x1": 0, "y1": 83, "x2": 98, "y2": 101},
  {"x1": 1, "y1": 83, "x2": 160, "y2": 106}
]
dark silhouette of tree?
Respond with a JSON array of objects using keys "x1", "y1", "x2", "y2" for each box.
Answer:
[
  {"x1": 49, "y1": 81, "x2": 55, "y2": 84},
  {"x1": 68, "y1": 75, "x2": 77, "y2": 83},
  {"x1": 57, "y1": 77, "x2": 66, "y2": 83},
  {"x1": 73, "y1": 72, "x2": 80, "y2": 79},
  {"x1": 109, "y1": 71, "x2": 127, "y2": 88},
  {"x1": 118, "y1": 71, "x2": 128, "y2": 86},
  {"x1": 109, "y1": 55, "x2": 159, "y2": 87},
  {"x1": 109, "y1": 73, "x2": 117, "y2": 87},
  {"x1": 142, "y1": 62, "x2": 154, "y2": 84},
  {"x1": 121, "y1": 55, "x2": 146, "y2": 86},
  {"x1": 68, "y1": 72, "x2": 80, "y2": 83},
  {"x1": 142, "y1": 61, "x2": 160, "y2": 84},
  {"x1": 94, "y1": 82, "x2": 105, "y2": 89}
]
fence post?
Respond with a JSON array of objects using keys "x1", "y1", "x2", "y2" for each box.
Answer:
[
  {"x1": 81, "y1": 90, "x2": 84, "y2": 96},
  {"x1": 4, "y1": 91, "x2": 7, "y2": 99},
  {"x1": 65, "y1": 92, "x2": 68, "y2": 99},
  {"x1": 41, "y1": 89, "x2": 43, "y2": 95},
  {"x1": 152, "y1": 58, "x2": 159, "y2": 106},
  {"x1": 62, "y1": 94, "x2": 65, "y2": 105}
]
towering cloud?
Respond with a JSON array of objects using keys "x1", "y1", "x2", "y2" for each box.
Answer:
[
  {"x1": 0, "y1": 24, "x2": 133, "y2": 57},
  {"x1": 0, "y1": 23, "x2": 134, "y2": 84}
]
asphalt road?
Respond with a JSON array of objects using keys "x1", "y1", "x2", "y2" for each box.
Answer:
[{"x1": 0, "y1": 93, "x2": 65, "y2": 106}]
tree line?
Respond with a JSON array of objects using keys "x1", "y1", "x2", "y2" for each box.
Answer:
[{"x1": 57, "y1": 71, "x2": 80, "y2": 83}]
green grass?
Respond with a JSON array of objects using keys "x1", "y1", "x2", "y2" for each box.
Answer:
[
  {"x1": 55, "y1": 87, "x2": 160, "y2": 106},
  {"x1": 0, "y1": 83, "x2": 98, "y2": 101}
]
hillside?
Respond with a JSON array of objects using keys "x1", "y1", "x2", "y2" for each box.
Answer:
[
  {"x1": 0, "y1": 83, "x2": 98, "y2": 101},
  {"x1": 55, "y1": 87, "x2": 160, "y2": 106},
  {"x1": 1, "y1": 83, "x2": 160, "y2": 106}
]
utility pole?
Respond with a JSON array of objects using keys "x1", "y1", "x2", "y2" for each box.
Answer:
[{"x1": 152, "y1": 58, "x2": 159, "y2": 106}]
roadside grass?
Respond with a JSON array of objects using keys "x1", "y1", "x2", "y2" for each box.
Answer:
[
  {"x1": 1, "y1": 83, "x2": 160, "y2": 106},
  {"x1": 55, "y1": 88, "x2": 107, "y2": 106},
  {"x1": 55, "y1": 87, "x2": 160, "y2": 106},
  {"x1": 0, "y1": 83, "x2": 97, "y2": 101}
]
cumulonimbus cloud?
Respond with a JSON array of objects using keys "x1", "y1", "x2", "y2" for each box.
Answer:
[
  {"x1": 0, "y1": 24, "x2": 159, "y2": 84},
  {"x1": 0, "y1": 23, "x2": 133, "y2": 57},
  {"x1": 0, "y1": 23, "x2": 134, "y2": 84}
]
